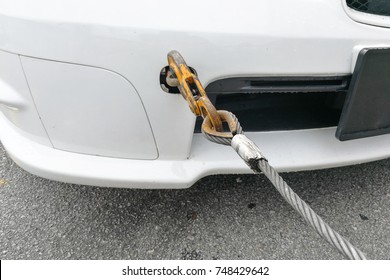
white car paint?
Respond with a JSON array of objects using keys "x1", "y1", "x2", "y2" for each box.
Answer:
[
  {"x1": 20, "y1": 56, "x2": 157, "y2": 159},
  {"x1": 0, "y1": 0, "x2": 389, "y2": 188}
]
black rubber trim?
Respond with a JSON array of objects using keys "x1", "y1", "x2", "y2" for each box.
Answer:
[{"x1": 336, "y1": 48, "x2": 390, "y2": 141}]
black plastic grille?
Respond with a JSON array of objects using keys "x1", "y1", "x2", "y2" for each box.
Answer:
[
  {"x1": 194, "y1": 76, "x2": 351, "y2": 132},
  {"x1": 346, "y1": 0, "x2": 390, "y2": 16}
]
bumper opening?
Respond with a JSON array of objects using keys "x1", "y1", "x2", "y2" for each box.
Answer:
[{"x1": 195, "y1": 76, "x2": 350, "y2": 132}]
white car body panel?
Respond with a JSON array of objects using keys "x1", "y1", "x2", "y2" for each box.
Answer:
[
  {"x1": 0, "y1": 0, "x2": 389, "y2": 188},
  {"x1": 20, "y1": 56, "x2": 157, "y2": 159},
  {"x1": 0, "y1": 51, "x2": 51, "y2": 146}
]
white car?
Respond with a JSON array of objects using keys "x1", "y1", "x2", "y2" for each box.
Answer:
[{"x1": 0, "y1": 0, "x2": 390, "y2": 188}]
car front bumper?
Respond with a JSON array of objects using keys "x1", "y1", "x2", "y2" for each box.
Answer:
[{"x1": 1, "y1": 0, "x2": 390, "y2": 188}]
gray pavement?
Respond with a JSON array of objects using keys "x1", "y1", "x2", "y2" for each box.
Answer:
[{"x1": 0, "y1": 143, "x2": 389, "y2": 260}]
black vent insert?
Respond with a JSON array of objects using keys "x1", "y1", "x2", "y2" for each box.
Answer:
[
  {"x1": 346, "y1": 0, "x2": 390, "y2": 17},
  {"x1": 194, "y1": 76, "x2": 351, "y2": 132}
]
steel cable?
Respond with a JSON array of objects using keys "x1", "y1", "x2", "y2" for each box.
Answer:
[
  {"x1": 201, "y1": 111, "x2": 243, "y2": 145},
  {"x1": 205, "y1": 126, "x2": 367, "y2": 259},
  {"x1": 256, "y1": 158, "x2": 367, "y2": 260}
]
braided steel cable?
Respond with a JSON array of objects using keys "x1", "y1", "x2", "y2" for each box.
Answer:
[
  {"x1": 205, "y1": 125, "x2": 367, "y2": 259},
  {"x1": 257, "y1": 158, "x2": 367, "y2": 260},
  {"x1": 201, "y1": 111, "x2": 243, "y2": 145}
]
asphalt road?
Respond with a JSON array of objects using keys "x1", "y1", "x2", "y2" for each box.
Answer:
[{"x1": 0, "y1": 144, "x2": 389, "y2": 260}]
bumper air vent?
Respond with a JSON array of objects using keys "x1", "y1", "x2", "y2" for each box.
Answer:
[{"x1": 194, "y1": 76, "x2": 351, "y2": 132}]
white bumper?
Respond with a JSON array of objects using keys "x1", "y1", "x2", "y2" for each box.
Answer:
[
  {"x1": 0, "y1": 0, "x2": 390, "y2": 188},
  {"x1": 2, "y1": 114, "x2": 390, "y2": 189}
]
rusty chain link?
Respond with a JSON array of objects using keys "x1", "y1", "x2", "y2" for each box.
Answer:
[{"x1": 167, "y1": 50, "x2": 242, "y2": 144}]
